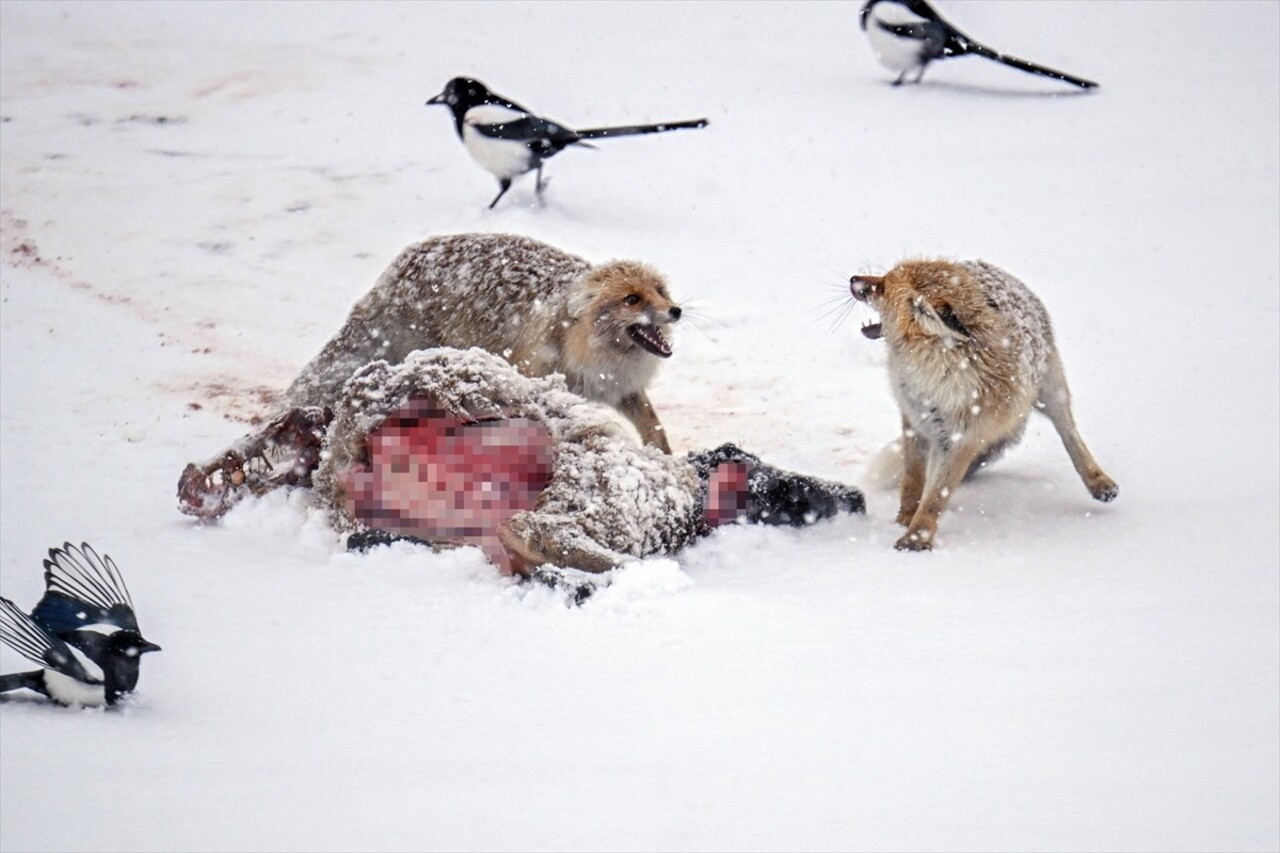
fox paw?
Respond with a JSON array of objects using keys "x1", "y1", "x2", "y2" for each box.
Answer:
[
  {"x1": 1090, "y1": 477, "x2": 1119, "y2": 503},
  {"x1": 894, "y1": 530, "x2": 934, "y2": 551}
]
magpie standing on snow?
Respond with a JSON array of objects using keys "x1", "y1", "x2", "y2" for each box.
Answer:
[
  {"x1": 0, "y1": 543, "x2": 160, "y2": 707},
  {"x1": 426, "y1": 77, "x2": 709, "y2": 209},
  {"x1": 860, "y1": 0, "x2": 1098, "y2": 89}
]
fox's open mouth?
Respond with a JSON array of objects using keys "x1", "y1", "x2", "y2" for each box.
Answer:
[
  {"x1": 628, "y1": 323, "x2": 672, "y2": 358},
  {"x1": 861, "y1": 321, "x2": 883, "y2": 340}
]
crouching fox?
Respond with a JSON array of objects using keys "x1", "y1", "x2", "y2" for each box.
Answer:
[{"x1": 850, "y1": 259, "x2": 1118, "y2": 550}]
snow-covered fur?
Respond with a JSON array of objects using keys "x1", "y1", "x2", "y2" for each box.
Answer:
[
  {"x1": 314, "y1": 348, "x2": 703, "y2": 569},
  {"x1": 850, "y1": 259, "x2": 1118, "y2": 551},
  {"x1": 286, "y1": 233, "x2": 681, "y2": 452}
]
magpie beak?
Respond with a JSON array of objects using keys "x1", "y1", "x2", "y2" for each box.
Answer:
[{"x1": 425, "y1": 76, "x2": 709, "y2": 209}]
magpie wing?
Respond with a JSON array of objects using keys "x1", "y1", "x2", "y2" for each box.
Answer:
[
  {"x1": 876, "y1": 19, "x2": 946, "y2": 42},
  {"x1": 466, "y1": 104, "x2": 581, "y2": 148},
  {"x1": 489, "y1": 92, "x2": 535, "y2": 117},
  {"x1": 0, "y1": 597, "x2": 101, "y2": 684},
  {"x1": 31, "y1": 542, "x2": 140, "y2": 634}
]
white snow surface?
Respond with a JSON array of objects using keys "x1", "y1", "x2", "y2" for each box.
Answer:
[{"x1": 1, "y1": 2, "x2": 1277, "y2": 851}]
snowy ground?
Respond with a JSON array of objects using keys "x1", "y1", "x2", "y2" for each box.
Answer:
[{"x1": 1, "y1": 1, "x2": 1277, "y2": 850}]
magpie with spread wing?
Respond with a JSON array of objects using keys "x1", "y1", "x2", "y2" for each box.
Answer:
[
  {"x1": 860, "y1": 0, "x2": 1097, "y2": 89},
  {"x1": 426, "y1": 77, "x2": 709, "y2": 209},
  {"x1": 0, "y1": 543, "x2": 160, "y2": 707}
]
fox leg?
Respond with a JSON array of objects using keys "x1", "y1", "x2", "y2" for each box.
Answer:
[
  {"x1": 897, "y1": 418, "x2": 927, "y2": 526},
  {"x1": 616, "y1": 391, "x2": 672, "y2": 454},
  {"x1": 1038, "y1": 353, "x2": 1118, "y2": 502},
  {"x1": 897, "y1": 441, "x2": 982, "y2": 551}
]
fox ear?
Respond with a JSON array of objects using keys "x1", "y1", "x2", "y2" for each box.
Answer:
[{"x1": 934, "y1": 302, "x2": 970, "y2": 338}]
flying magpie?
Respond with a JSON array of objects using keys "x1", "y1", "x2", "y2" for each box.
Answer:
[
  {"x1": 426, "y1": 77, "x2": 709, "y2": 209},
  {"x1": 860, "y1": 0, "x2": 1098, "y2": 89},
  {"x1": 0, "y1": 543, "x2": 160, "y2": 707}
]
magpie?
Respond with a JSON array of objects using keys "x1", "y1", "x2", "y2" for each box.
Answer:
[
  {"x1": 860, "y1": 0, "x2": 1098, "y2": 89},
  {"x1": 425, "y1": 77, "x2": 709, "y2": 209},
  {"x1": 0, "y1": 543, "x2": 160, "y2": 707}
]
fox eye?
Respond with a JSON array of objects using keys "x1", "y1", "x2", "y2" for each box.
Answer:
[
  {"x1": 623, "y1": 294, "x2": 641, "y2": 306},
  {"x1": 936, "y1": 303, "x2": 970, "y2": 337}
]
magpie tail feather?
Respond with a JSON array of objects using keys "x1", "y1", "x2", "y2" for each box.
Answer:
[
  {"x1": 965, "y1": 41, "x2": 1098, "y2": 89},
  {"x1": 0, "y1": 670, "x2": 48, "y2": 697},
  {"x1": 576, "y1": 118, "x2": 708, "y2": 140}
]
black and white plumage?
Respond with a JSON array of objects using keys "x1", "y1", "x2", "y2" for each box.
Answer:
[
  {"x1": 0, "y1": 543, "x2": 160, "y2": 707},
  {"x1": 425, "y1": 77, "x2": 709, "y2": 209},
  {"x1": 860, "y1": 0, "x2": 1098, "y2": 89}
]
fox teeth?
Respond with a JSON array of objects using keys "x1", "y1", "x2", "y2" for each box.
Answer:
[{"x1": 628, "y1": 323, "x2": 672, "y2": 358}]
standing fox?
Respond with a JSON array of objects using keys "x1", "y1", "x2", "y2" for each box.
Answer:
[
  {"x1": 850, "y1": 259, "x2": 1118, "y2": 550},
  {"x1": 287, "y1": 233, "x2": 682, "y2": 453}
]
